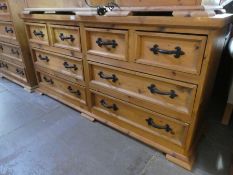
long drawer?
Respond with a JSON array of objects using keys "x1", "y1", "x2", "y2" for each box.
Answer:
[
  {"x1": 91, "y1": 90, "x2": 189, "y2": 147},
  {"x1": 32, "y1": 48, "x2": 84, "y2": 84},
  {"x1": 0, "y1": 42, "x2": 23, "y2": 65},
  {"x1": 0, "y1": 60, "x2": 27, "y2": 82},
  {"x1": 89, "y1": 62, "x2": 197, "y2": 122},
  {"x1": 36, "y1": 70, "x2": 88, "y2": 111}
]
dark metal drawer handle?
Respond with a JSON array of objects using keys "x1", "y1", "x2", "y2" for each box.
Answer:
[
  {"x1": 2, "y1": 63, "x2": 8, "y2": 69},
  {"x1": 11, "y1": 48, "x2": 19, "y2": 55},
  {"x1": 33, "y1": 30, "x2": 44, "y2": 37},
  {"x1": 67, "y1": 86, "x2": 81, "y2": 97},
  {"x1": 38, "y1": 55, "x2": 49, "y2": 62},
  {"x1": 146, "y1": 118, "x2": 173, "y2": 133},
  {"x1": 5, "y1": 27, "x2": 13, "y2": 33},
  {"x1": 0, "y1": 3, "x2": 7, "y2": 10},
  {"x1": 0, "y1": 45, "x2": 3, "y2": 51},
  {"x1": 150, "y1": 44, "x2": 185, "y2": 58},
  {"x1": 63, "y1": 62, "x2": 78, "y2": 70},
  {"x1": 96, "y1": 38, "x2": 118, "y2": 48},
  {"x1": 148, "y1": 84, "x2": 178, "y2": 99},
  {"x1": 98, "y1": 71, "x2": 118, "y2": 83},
  {"x1": 59, "y1": 33, "x2": 75, "y2": 42},
  {"x1": 43, "y1": 76, "x2": 54, "y2": 84},
  {"x1": 16, "y1": 68, "x2": 24, "y2": 75},
  {"x1": 0, "y1": 62, "x2": 7, "y2": 68},
  {"x1": 100, "y1": 99, "x2": 118, "y2": 111}
]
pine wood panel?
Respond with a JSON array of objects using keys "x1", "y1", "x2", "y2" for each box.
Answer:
[
  {"x1": 92, "y1": 90, "x2": 189, "y2": 147},
  {"x1": 133, "y1": 31, "x2": 207, "y2": 75},
  {"x1": 0, "y1": 21, "x2": 16, "y2": 42},
  {"x1": 85, "y1": 28, "x2": 128, "y2": 61},
  {"x1": 0, "y1": 42, "x2": 22, "y2": 61},
  {"x1": 32, "y1": 48, "x2": 84, "y2": 83},
  {"x1": 25, "y1": 22, "x2": 49, "y2": 45},
  {"x1": 36, "y1": 70, "x2": 88, "y2": 108},
  {"x1": 0, "y1": 59, "x2": 27, "y2": 82},
  {"x1": 48, "y1": 24, "x2": 81, "y2": 52}
]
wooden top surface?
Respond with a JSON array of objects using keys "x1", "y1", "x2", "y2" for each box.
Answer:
[{"x1": 20, "y1": 13, "x2": 233, "y2": 29}]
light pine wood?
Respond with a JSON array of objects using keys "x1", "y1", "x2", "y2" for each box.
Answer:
[
  {"x1": 133, "y1": 31, "x2": 207, "y2": 75},
  {"x1": 21, "y1": 13, "x2": 233, "y2": 170},
  {"x1": 0, "y1": 59, "x2": 27, "y2": 82},
  {"x1": 85, "y1": 28, "x2": 129, "y2": 61},
  {"x1": 32, "y1": 48, "x2": 84, "y2": 83},
  {"x1": 92, "y1": 90, "x2": 189, "y2": 146},
  {"x1": 222, "y1": 103, "x2": 233, "y2": 125},
  {"x1": 25, "y1": 22, "x2": 49, "y2": 45},
  {"x1": 88, "y1": 62, "x2": 197, "y2": 123},
  {"x1": 36, "y1": 70, "x2": 88, "y2": 109},
  {"x1": 0, "y1": 0, "x2": 37, "y2": 89},
  {"x1": 48, "y1": 25, "x2": 81, "y2": 52}
]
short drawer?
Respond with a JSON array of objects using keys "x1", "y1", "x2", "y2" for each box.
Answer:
[
  {"x1": 133, "y1": 31, "x2": 207, "y2": 74},
  {"x1": 91, "y1": 91, "x2": 189, "y2": 146},
  {"x1": 0, "y1": 22, "x2": 16, "y2": 40},
  {"x1": 89, "y1": 63, "x2": 197, "y2": 122},
  {"x1": 37, "y1": 71, "x2": 87, "y2": 108},
  {"x1": 25, "y1": 23, "x2": 49, "y2": 45},
  {"x1": 0, "y1": 60, "x2": 27, "y2": 82},
  {"x1": 0, "y1": 42, "x2": 22, "y2": 60},
  {"x1": 33, "y1": 49, "x2": 84, "y2": 82},
  {"x1": 0, "y1": 1, "x2": 9, "y2": 14},
  {"x1": 85, "y1": 28, "x2": 128, "y2": 61},
  {"x1": 49, "y1": 25, "x2": 81, "y2": 52}
]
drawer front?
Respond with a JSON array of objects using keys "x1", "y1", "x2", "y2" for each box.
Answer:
[
  {"x1": 37, "y1": 71, "x2": 87, "y2": 106},
  {"x1": 49, "y1": 25, "x2": 81, "y2": 52},
  {"x1": 0, "y1": 60, "x2": 27, "y2": 82},
  {"x1": 26, "y1": 23, "x2": 49, "y2": 45},
  {"x1": 133, "y1": 32, "x2": 207, "y2": 74},
  {"x1": 0, "y1": 22, "x2": 16, "y2": 40},
  {"x1": 92, "y1": 91, "x2": 189, "y2": 146},
  {"x1": 85, "y1": 28, "x2": 128, "y2": 61},
  {"x1": 33, "y1": 49, "x2": 84, "y2": 81},
  {"x1": 0, "y1": 1, "x2": 9, "y2": 14},
  {"x1": 0, "y1": 42, "x2": 22, "y2": 60},
  {"x1": 89, "y1": 63, "x2": 197, "y2": 122}
]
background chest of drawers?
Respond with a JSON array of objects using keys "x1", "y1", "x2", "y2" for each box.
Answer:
[
  {"x1": 0, "y1": 0, "x2": 37, "y2": 91},
  {"x1": 21, "y1": 13, "x2": 232, "y2": 170}
]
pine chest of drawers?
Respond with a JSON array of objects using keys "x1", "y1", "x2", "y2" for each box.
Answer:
[
  {"x1": 21, "y1": 13, "x2": 233, "y2": 170},
  {"x1": 0, "y1": 0, "x2": 37, "y2": 91}
]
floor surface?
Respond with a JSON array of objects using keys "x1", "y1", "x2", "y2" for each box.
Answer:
[{"x1": 0, "y1": 78, "x2": 232, "y2": 175}]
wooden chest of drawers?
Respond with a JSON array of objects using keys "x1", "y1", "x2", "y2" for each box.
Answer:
[
  {"x1": 0, "y1": 0, "x2": 37, "y2": 91},
  {"x1": 21, "y1": 13, "x2": 233, "y2": 170}
]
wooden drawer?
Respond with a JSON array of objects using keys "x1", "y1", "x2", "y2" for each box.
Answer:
[
  {"x1": 49, "y1": 25, "x2": 81, "y2": 52},
  {"x1": 85, "y1": 28, "x2": 128, "y2": 61},
  {"x1": 0, "y1": 42, "x2": 22, "y2": 61},
  {"x1": 0, "y1": 60, "x2": 27, "y2": 82},
  {"x1": 91, "y1": 91, "x2": 189, "y2": 146},
  {"x1": 25, "y1": 23, "x2": 49, "y2": 45},
  {"x1": 33, "y1": 48, "x2": 84, "y2": 83},
  {"x1": 0, "y1": 22, "x2": 16, "y2": 41},
  {"x1": 0, "y1": 1, "x2": 9, "y2": 13},
  {"x1": 133, "y1": 32, "x2": 207, "y2": 75},
  {"x1": 89, "y1": 62, "x2": 197, "y2": 122},
  {"x1": 36, "y1": 71, "x2": 87, "y2": 109}
]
